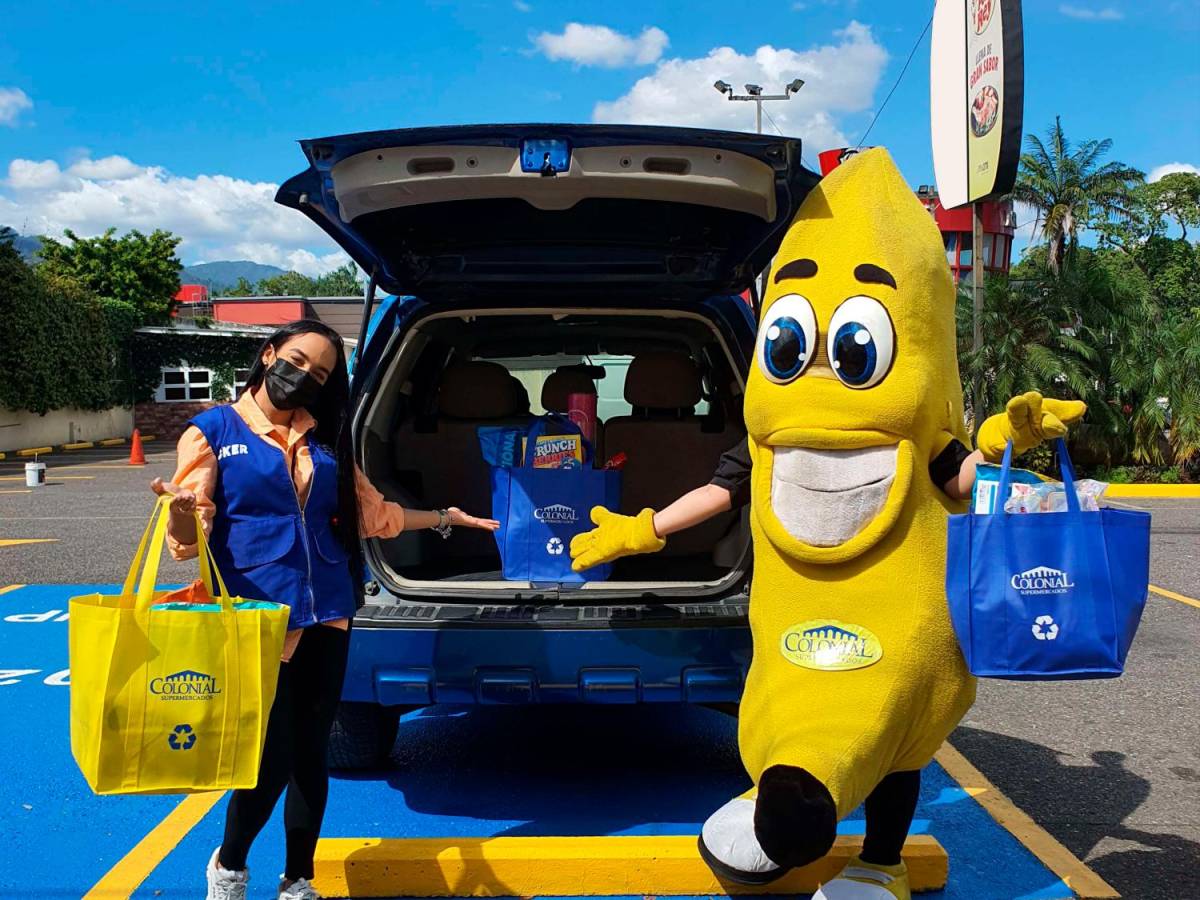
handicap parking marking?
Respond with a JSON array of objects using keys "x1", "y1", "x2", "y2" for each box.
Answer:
[
  {"x1": 0, "y1": 584, "x2": 206, "y2": 899},
  {"x1": 935, "y1": 743, "x2": 1118, "y2": 900},
  {"x1": 4, "y1": 582, "x2": 1106, "y2": 899},
  {"x1": 139, "y1": 707, "x2": 1091, "y2": 899}
]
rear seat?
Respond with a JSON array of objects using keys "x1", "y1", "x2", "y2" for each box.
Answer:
[
  {"x1": 603, "y1": 352, "x2": 743, "y2": 557},
  {"x1": 540, "y1": 365, "x2": 603, "y2": 459},
  {"x1": 392, "y1": 360, "x2": 530, "y2": 566}
]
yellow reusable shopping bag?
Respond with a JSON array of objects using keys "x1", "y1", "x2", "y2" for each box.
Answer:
[{"x1": 69, "y1": 494, "x2": 290, "y2": 795}]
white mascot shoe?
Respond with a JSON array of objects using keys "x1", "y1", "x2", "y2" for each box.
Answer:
[
  {"x1": 813, "y1": 857, "x2": 911, "y2": 900},
  {"x1": 697, "y1": 796, "x2": 786, "y2": 884}
]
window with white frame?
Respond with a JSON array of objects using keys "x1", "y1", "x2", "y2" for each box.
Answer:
[{"x1": 155, "y1": 365, "x2": 213, "y2": 402}]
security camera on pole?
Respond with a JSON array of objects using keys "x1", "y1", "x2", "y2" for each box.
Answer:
[
  {"x1": 714, "y1": 78, "x2": 805, "y2": 301},
  {"x1": 713, "y1": 78, "x2": 805, "y2": 134}
]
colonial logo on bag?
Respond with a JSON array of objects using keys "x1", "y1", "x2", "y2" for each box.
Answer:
[
  {"x1": 1010, "y1": 565, "x2": 1075, "y2": 596},
  {"x1": 149, "y1": 669, "x2": 222, "y2": 701},
  {"x1": 534, "y1": 503, "x2": 578, "y2": 524},
  {"x1": 780, "y1": 620, "x2": 883, "y2": 672}
]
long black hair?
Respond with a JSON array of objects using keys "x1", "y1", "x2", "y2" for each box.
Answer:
[{"x1": 241, "y1": 320, "x2": 364, "y2": 589}]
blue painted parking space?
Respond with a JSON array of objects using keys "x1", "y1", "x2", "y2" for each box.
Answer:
[{"x1": 4, "y1": 584, "x2": 1081, "y2": 899}]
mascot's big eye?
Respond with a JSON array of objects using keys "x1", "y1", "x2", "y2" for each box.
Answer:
[
  {"x1": 757, "y1": 294, "x2": 818, "y2": 385},
  {"x1": 827, "y1": 296, "x2": 895, "y2": 389}
]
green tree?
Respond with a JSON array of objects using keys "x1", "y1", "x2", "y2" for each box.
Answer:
[
  {"x1": 1143, "y1": 171, "x2": 1200, "y2": 240},
  {"x1": 313, "y1": 262, "x2": 362, "y2": 296},
  {"x1": 0, "y1": 233, "x2": 120, "y2": 414},
  {"x1": 254, "y1": 262, "x2": 362, "y2": 297},
  {"x1": 37, "y1": 228, "x2": 183, "y2": 324},
  {"x1": 217, "y1": 276, "x2": 256, "y2": 297},
  {"x1": 256, "y1": 270, "x2": 317, "y2": 296},
  {"x1": 1012, "y1": 117, "x2": 1143, "y2": 274}
]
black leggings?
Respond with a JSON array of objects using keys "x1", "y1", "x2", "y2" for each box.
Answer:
[
  {"x1": 861, "y1": 770, "x2": 922, "y2": 866},
  {"x1": 219, "y1": 624, "x2": 350, "y2": 881}
]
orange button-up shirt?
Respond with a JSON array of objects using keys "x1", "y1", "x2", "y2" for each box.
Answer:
[{"x1": 168, "y1": 390, "x2": 405, "y2": 659}]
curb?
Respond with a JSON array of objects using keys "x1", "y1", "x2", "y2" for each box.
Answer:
[
  {"x1": 312, "y1": 834, "x2": 947, "y2": 897},
  {"x1": 1105, "y1": 484, "x2": 1200, "y2": 498},
  {"x1": 98, "y1": 438, "x2": 126, "y2": 447},
  {"x1": 61, "y1": 441, "x2": 95, "y2": 451},
  {"x1": 16, "y1": 446, "x2": 53, "y2": 457}
]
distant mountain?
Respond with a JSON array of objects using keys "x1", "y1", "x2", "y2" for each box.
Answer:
[
  {"x1": 181, "y1": 260, "x2": 288, "y2": 291},
  {"x1": 1, "y1": 229, "x2": 44, "y2": 262}
]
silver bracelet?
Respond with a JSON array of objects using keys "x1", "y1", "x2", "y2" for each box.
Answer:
[{"x1": 431, "y1": 509, "x2": 452, "y2": 540}]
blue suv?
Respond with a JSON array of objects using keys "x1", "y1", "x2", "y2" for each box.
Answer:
[{"x1": 276, "y1": 124, "x2": 818, "y2": 767}]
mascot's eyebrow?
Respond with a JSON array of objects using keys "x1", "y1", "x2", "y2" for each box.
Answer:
[
  {"x1": 854, "y1": 263, "x2": 897, "y2": 289},
  {"x1": 773, "y1": 258, "x2": 818, "y2": 283}
]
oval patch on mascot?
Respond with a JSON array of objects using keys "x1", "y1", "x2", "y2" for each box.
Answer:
[{"x1": 780, "y1": 620, "x2": 883, "y2": 671}]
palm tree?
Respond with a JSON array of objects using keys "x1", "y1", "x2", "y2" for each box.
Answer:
[{"x1": 1013, "y1": 117, "x2": 1144, "y2": 273}]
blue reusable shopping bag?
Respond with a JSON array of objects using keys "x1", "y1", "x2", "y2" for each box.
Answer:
[
  {"x1": 946, "y1": 440, "x2": 1150, "y2": 680},
  {"x1": 491, "y1": 415, "x2": 621, "y2": 583}
]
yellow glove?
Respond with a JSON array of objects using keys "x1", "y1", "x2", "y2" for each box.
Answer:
[
  {"x1": 977, "y1": 392, "x2": 1087, "y2": 462},
  {"x1": 570, "y1": 507, "x2": 665, "y2": 573}
]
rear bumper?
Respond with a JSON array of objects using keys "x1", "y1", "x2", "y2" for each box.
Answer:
[{"x1": 342, "y1": 620, "x2": 752, "y2": 706}]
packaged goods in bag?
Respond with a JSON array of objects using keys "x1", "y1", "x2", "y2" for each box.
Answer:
[
  {"x1": 1004, "y1": 478, "x2": 1108, "y2": 514},
  {"x1": 946, "y1": 440, "x2": 1150, "y2": 680},
  {"x1": 69, "y1": 495, "x2": 289, "y2": 795},
  {"x1": 492, "y1": 415, "x2": 620, "y2": 582},
  {"x1": 971, "y1": 461, "x2": 1045, "y2": 513},
  {"x1": 521, "y1": 432, "x2": 584, "y2": 469}
]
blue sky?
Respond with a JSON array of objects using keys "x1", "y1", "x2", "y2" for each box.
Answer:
[{"x1": 1, "y1": 0, "x2": 1197, "y2": 273}]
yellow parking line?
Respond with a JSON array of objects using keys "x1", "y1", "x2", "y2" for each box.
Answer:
[
  {"x1": 0, "y1": 584, "x2": 26, "y2": 595},
  {"x1": 0, "y1": 539, "x2": 59, "y2": 547},
  {"x1": 0, "y1": 489, "x2": 34, "y2": 494},
  {"x1": 83, "y1": 791, "x2": 225, "y2": 899},
  {"x1": 0, "y1": 475, "x2": 95, "y2": 481},
  {"x1": 935, "y1": 742, "x2": 1119, "y2": 899},
  {"x1": 312, "y1": 834, "x2": 947, "y2": 898},
  {"x1": 1150, "y1": 584, "x2": 1200, "y2": 610}
]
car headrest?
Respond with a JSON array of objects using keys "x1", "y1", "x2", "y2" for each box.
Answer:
[
  {"x1": 541, "y1": 365, "x2": 597, "y2": 413},
  {"x1": 624, "y1": 352, "x2": 702, "y2": 410},
  {"x1": 439, "y1": 361, "x2": 522, "y2": 418},
  {"x1": 509, "y1": 376, "x2": 531, "y2": 414}
]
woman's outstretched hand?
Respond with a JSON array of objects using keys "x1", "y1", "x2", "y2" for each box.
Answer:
[
  {"x1": 150, "y1": 477, "x2": 197, "y2": 516},
  {"x1": 448, "y1": 507, "x2": 500, "y2": 532}
]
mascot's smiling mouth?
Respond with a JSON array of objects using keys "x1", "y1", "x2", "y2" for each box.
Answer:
[{"x1": 769, "y1": 444, "x2": 898, "y2": 547}]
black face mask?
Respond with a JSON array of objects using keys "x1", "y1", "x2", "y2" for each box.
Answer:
[{"x1": 264, "y1": 358, "x2": 324, "y2": 411}]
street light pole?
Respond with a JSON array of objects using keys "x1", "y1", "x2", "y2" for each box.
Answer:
[
  {"x1": 714, "y1": 79, "x2": 805, "y2": 305},
  {"x1": 713, "y1": 79, "x2": 805, "y2": 135}
]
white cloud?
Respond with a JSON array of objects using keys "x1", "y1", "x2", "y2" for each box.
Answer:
[
  {"x1": 0, "y1": 87, "x2": 32, "y2": 126},
  {"x1": 513, "y1": 0, "x2": 532, "y2": 11},
  {"x1": 1059, "y1": 5, "x2": 1124, "y2": 20},
  {"x1": 1148, "y1": 161, "x2": 1200, "y2": 182},
  {"x1": 592, "y1": 22, "x2": 888, "y2": 154},
  {"x1": 533, "y1": 23, "x2": 669, "y2": 68},
  {"x1": 0, "y1": 155, "x2": 350, "y2": 276}
]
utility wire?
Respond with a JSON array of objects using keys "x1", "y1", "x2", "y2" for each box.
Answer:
[{"x1": 855, "y1": 11, "x2": 935, "y2": 149}]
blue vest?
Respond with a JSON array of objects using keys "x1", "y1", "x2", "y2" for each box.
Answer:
[{"x1": 190, "y1": 405, "x2": 357, "y2": 630}]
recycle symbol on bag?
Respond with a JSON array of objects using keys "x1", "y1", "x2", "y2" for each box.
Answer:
[
  {"x1": 1031, "y1": 615, "x2": 1060, "y2": 641},
  {"x1": 168, "y1": 723, "x2": 197, "y2": 751},
  {"x1": 546, "y1": 537, "x2": 564, "y2": 556}
]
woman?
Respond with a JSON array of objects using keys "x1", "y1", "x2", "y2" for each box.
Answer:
[{"x1": 152, "y1": 320, "x2": 498, "y2": 900}]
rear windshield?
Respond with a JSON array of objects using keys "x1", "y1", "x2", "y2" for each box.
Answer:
[{"x1": 494, "y1": 354, "x2": 710, "y2": 419}]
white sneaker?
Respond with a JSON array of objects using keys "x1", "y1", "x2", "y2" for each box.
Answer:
[
  {"x1": 206, "y1": 847, "x2": 248, "y2": 900},
  {"x1": 278, "y1": 876, "x2": 323, "y2": 899}
]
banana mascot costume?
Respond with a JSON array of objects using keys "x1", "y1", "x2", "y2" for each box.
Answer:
[{"x1": 572, "y1": 148, "x2": 1084, "y2": 900}]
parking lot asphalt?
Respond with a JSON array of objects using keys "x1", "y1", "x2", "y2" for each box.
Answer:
[{"x1": 2, "y1": 447, "x2": 1197, "y2": 898}]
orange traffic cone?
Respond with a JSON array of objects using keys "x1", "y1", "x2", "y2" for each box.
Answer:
[{"x1": 129, "y1": 429, "x2": 146, "y2": 466}]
